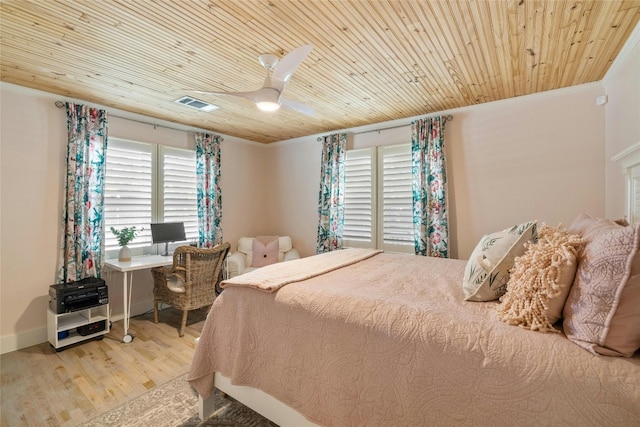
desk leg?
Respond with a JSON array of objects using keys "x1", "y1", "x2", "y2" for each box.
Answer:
[{"x1": 122, "y1": 271, "x2": 134, "y2": 343}]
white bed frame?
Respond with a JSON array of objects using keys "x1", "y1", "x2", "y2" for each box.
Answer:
[{"x1": 199, "y1": 372, "x2": 320, "y2": 427}]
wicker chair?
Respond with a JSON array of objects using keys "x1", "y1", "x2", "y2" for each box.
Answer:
[{"x1": 151, "y1": 242, "x2": 230, "y2": 337}]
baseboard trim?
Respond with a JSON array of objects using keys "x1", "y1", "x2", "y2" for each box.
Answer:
[
  {"x1": 0, "y1": 326, "x2": 47, "y2": 355},
  {"x1": 0, "y1": 299, "x2": 155, "y2": 355}
]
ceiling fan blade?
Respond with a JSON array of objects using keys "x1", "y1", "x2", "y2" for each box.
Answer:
[
  {"x1": 191, "y1": 90, "x2": 259, "y2": 102},
  {"x1": 272, "y1": 45, "x2": 313, "y2": 84},
  {"x1": 281, "y1": 98, "x2": 314, "y2": 116}
]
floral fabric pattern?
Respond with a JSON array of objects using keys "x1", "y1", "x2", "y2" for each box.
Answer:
[
  {"x1": 195, "y1": 133, "x2": 223, "y2": 248},
  {"x1": 316, "y1": 133, "x2": 347, "y2": 253},
  {"x1": 57, "y1": 103, "x2": 108, "y2": 283},
  {"x1": 411, "y1": 116, "x2": 449, "y2": 257}
]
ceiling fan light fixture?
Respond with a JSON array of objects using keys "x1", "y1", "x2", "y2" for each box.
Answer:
[
  {"x1": 255, "y1": 87, "x2": 281, "y2": 112},
  {"x1": 256, "y1": 100, "x2": 281, "y2": 112}
]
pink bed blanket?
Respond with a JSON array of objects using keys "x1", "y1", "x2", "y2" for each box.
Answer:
[
  {"x1": 221, "y1": 247, "x2": 381, "y2": 292},
  {"x1": 188, "y1": 251, "x2": 640, "y2": 426}
]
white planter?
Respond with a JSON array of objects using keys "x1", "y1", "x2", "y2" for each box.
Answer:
[{"x1": 119, "y1": 245, "x2": 132, "y2": 262}]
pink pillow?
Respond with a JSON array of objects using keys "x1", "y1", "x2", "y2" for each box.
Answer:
[
  {"x1": 563, "y1": 213, "x2": 640, "y2": 357},
  {"x1": 251, "y1": 236, "x2": 279, "y2": 267}
]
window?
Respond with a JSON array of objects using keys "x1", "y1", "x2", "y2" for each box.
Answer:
[
  {"x1": 159, "y1": 146, "x2": 198, "y2": 239},
  {"x1": 104, "y1": 138, "x2": 198, "y2": 257},
  {"x1": 343, "y1": 143, "x2": 414, "y2": 253}
]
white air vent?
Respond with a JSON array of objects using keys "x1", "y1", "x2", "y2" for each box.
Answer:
[{"x1": 174, "y1": 96, "x2": 219, "y2": 112}]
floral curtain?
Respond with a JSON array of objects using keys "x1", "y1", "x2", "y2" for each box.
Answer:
[
  {"x1": 316, "y1": 133, "x2": 347, "y2": 253},
  {"x1": 195, "y1": 132, "x2": 223, "y2": 247},
  {"x1": 56, "y1": 103, "x2": 108, "y2": 283},
  {"x1": 411, "y1": 116, "x2": 449, "y2": 257}
]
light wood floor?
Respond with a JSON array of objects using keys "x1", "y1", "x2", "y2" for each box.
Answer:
[{"x1": 1, "y1": 306, "x2": 209, "y2": 427}]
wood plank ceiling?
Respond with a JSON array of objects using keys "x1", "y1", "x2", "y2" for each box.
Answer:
[{"x1": 1, "y1": 1, "x2": 638, "y2": 143}]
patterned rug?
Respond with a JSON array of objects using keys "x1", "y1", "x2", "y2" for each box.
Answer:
[{"x1": 79, "y1": 374, "x2": 278, "y2": 427}]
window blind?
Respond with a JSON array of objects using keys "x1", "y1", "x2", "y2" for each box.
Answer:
[
  {"x1": 159, "y1": 147, "x2": 198, "y2": 242},
  {"x1": 104, "y1": 139, "x2": 154, "y2": 252},
  {"x1": 104, "y1": 139, "x2": 199, "y2": 256},
  {"x1": 343, "y1": 148, "x2": 375, "y2": 247},
  {"x1": 343, "y1": 144, "x2": 414, "y2": 253},
  {"x1": 379, "y1": 144, "x2": 413, "y2": 252}
]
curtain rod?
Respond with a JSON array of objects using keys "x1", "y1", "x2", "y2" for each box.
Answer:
[
  {"x1": 317, "y1": 114, "x2": 453, "y2": 141},
  {"x1": 54, "y1": 100, "x2": 219, "y2": 136}
]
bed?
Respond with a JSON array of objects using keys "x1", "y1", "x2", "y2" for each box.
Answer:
[{"x1": 188, "y1": 241, "x2": 640, "y2": 426}]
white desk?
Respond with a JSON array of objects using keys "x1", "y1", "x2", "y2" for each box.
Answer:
[{"x1": 104, "y1": 255, "x2": 173, "y2": 343}]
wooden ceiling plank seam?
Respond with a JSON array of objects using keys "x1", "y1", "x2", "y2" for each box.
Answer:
[
  {"x1": 533, "y1": 0, "x2": 559, "y2": 94},
  {"x1": 282, "y1": 1, "x2": 411, "y2": 115},
  {"x1": 0, "y1": 29, "x2": 188, "y2": 100},
  {"x1": 591, "y1": 7, "x2": 639, "y2": 73},
  {"x1": 44, "y1": 1, "x2": 268, "y2": 103},
  {"x1": 88, "y1": 1, "x2": 253, "y2": 84},
  {"x1": 465, "y1": 0, "x2": 508, "y2": 102},
  {"x1": 482, "y1": 0, "x2": 516, "y2": 100},
  {"x1": 390, "y1": 2, "x2": 457, "y2": 106},
  {"x1": 522, "y1": 0, "x2": 546, "y2": 95},
  {"x1": 450, "y1": 0, "x2": 501, "y2": 104},
  {"x1": 575, "y1": 5, "x2": 636, "y2": 82},
  {"x1": 288, "y1": 0, "x2": 448, "y2": 118},
  {"x1": 564, "y1": 2, "x2": 603, "y2": 89},
  {"x1": 581, "y1": 2, "x2": 628, "y2": 81},
  {"x1": 312, "y1": 1, "x2": 415, "y2": 113},
  {"x1": 3, "y1": 1, "x2": 212, "y2": 89},
  {"x1": 365, "y1": 1, "x2": 455, "y2": 112},
  {"x1": 438, "y1": 0, "x2": 489, "y2": 104},
  {"x1": 537, "y1": 0, "x2": 571, "y2": 94},
  {"x1": 569, "y1": 2, "x2": 611, "y2": 84},
  {"x1": 329, "y1": 1, "x2": 432, "y2": 113},
  {"x1": 340, "y1": 2, "x2": 444, "y2": 117},
  {"x1": 378, "y1": 1, "x2": 459, "y2": 94},
  {"x1": 404, "y1": 0, "x2": 486, "y2": 108},
  {"x1": 557, "y1": 1, "x2": 594, "y2": 88},
  {"x1": 506, "y1": 0, "x2": 527, "y2": 98},
  {"x1": 422, "y1": 0, "x2": 487, "y2": 105}
]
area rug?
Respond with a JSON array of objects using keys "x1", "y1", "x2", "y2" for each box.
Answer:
[{"x1": 79, "y1": 374, "x2": 278, "y2": 427}]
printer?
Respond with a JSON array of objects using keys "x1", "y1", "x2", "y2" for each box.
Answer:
[{"x1": 49, "y1": 277, "x2": 108, "y2": 314}]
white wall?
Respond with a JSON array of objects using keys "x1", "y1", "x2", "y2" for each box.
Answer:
[
  {"x1": 604, "y1": 22, "x2": 640, "y2": 219},
  {"x1": 1, "y1": 85, "x2": 67, "y2": 353},
  {"x1": 271, "y1": 83, "x2": 607, "y2": 260},
  {"x1": 0, "y1": 83, "x2": 267, "y2": 353},
  {"x1": 266, "y1": 140, "x2": 323, "y2": 257}
]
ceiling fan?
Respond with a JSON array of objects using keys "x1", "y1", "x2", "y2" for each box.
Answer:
[{"x1": 193, "y1": 45, "x2": 314, "y2": 115}]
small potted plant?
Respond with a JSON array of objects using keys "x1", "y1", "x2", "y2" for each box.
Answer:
[{"x1": 111, "y1": 226, "x2": 142, "y2": 262}]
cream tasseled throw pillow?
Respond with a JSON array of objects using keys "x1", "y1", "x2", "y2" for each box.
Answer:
[{"x1": 496, "y1": 224, "x2": 587, "y2": 332}]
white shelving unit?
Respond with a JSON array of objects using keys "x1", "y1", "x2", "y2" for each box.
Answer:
[{"x1": 47, "y1": 304, "x2": 110, "y2": 350}]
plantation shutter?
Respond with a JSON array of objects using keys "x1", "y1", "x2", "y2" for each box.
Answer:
[
  {"x1": 379, "y1": 144, "x2": 414, "y2": 253},
  {"x1": 104, "y1": 139, "x2": 154, "y2": 253},
  {"x1": 159, "y1": 147, "x2": 198, "y2": 242},
  {"x1": 343, "y1": 148, "x2": 375, "y2": 248}
]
